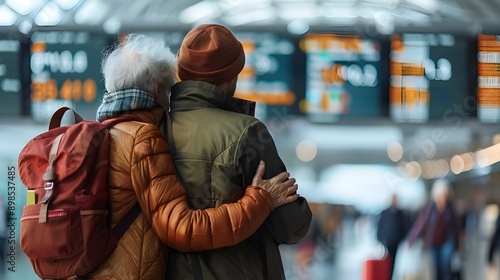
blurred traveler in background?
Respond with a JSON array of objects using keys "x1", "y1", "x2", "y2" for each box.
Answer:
[
  {"x1": 407, "y1": 179, "x2": 461, "y2": 280},
  {"x1": 295, "y1": 217, "x2": 321, "y2": 275},
  {"x1": 168, "y1": 23, "x2": 312, "y2": 280},
  {"x1": 488, "y1": 204, "x2": 500, "y2": 278},
  {"x1": 377, "y1": 193, "x2": 412, "y2": 280},
  {"x1": 294, "y1": 204, "x2": 341, "y2": 278},
  {"x1": 87, "y1": 34, "x2": 299, "y2": 280}
]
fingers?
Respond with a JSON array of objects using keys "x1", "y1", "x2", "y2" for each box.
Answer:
[
  {"x1": 251, "y1": 161, "x2": 266, "y2": 186},
  {"x1": 281, "y1": 177, "x2": 296, "y2": 188},
  {"x1": 252, "y1": 168, "x2": 300, "y2": 208},
  {"x1": 272, "y1": 171, "x2": 291, "y2": 184},
  {"x1": 287, "y1": 184, "x2": 298, "y2": 195},
  {"x1": 283, "y1": 193, "x2": 299, "y2": 204},
  {"x1": 255, "y1": 160, "x2": 265, "y2": 178},
  {"x1": 274, "y1": 185, "x2": 299, "y2": 207}
]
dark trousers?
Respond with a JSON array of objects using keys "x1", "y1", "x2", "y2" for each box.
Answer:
[
  {"x1": 387, "y1": 246, "x2": 398, "y2": 280},
  {"x1": 431, "y1": 240, "x2": 454, "y2": 280}
]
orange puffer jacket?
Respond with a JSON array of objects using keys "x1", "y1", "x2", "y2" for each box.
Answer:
[{"x1": 87, "y1": 107, "x2": 274, "y2": 280}]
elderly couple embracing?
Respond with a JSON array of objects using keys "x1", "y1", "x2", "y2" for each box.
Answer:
[{"x1": 88, "y1": 24, "x2": 312, "y2": 280}]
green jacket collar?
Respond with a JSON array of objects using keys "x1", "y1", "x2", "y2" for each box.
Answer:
[{"x1": 170, "y1": 81, "x2": 237, "y2": 112}]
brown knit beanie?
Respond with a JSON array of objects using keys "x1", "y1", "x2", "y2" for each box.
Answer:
[{"x1": 177, "y1": 24, "x2": 245, "y2": 85}]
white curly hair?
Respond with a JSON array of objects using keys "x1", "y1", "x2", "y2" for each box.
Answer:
[{"x1": 101, "y1": 34, "x2": 177, "y2": 105}]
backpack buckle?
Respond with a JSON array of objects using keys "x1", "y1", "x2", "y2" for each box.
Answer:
[
  {"x1": 40, "y1": 182, "x2": 54, "y2": 204},
  {"x1": 39, "y1": 181, "x2": 55, "y2": 223},
  {"x1": 44, "y1": 182, "x2": 54, "y2": 190}
]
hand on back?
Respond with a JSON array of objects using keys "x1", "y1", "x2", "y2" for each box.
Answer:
[{"x1": 251, "y1": 161, "x2": 299, "y2": 209}]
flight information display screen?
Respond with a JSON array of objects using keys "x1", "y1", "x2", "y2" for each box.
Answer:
[
  {"x1": 141, "y1": 32, "x2": 297, "y2": 118},
  {"x1": 390, "y1": 33, "x2": 469, "y2": 122},
  {"x1": 141, "y1": 31, "x2": 186, "y2": 53},
  {"x1": 477, "y1": 34, "x2": 500, "y2": 122},
  {"x1": 0, "y1": 39, "x2": 23, "y2": 117},
  {"x1": 234, "y1": 32, "x2": 296, "y2": 118},
  {"x1": 30, "y1": 31, "x2": 109, "y2": 122},
  {"x1": 301, "y1": 34, "x2": 382, "y2": 122}
]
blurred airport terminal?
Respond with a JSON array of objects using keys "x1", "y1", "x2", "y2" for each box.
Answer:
[{"x1": 3, "y1": 0, "x2": 500, "y2": 279}]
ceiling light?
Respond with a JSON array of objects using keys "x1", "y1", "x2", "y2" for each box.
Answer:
[
  {"x1": 374, "y1": 11, "x2": 395, "y2": 35},
  {"x1": 296, "y1": 140, "x2": 318, "y2": 162},
  {"x1": 450, "y1": 155, "x2": 464, "y2": 174},
  {"x1": 405, "y1": 0, "x2": 438, "y2": 13},
  {"x1": 6, "y1": 0, "x2": 45, "y2": 16},
  {"x1": 0, "y1": 5, "x2": 17, "y2": 26},
  {"x1": 401, "y1": 161, "x2": 422, "y2": 180},
  {"x1": 35, "y1": 2, "x2": 63, "y2": 26},
  {"x1": 362, "y1": 0, "x2": 400, "y2": 8},
  {"x1": 220, "y1": 0, "x2": 270, "y2": 9},
  {"x1": 436, "y1": 159, "x2": 449, "y2": 178},
  {"x1": 420, "y1": 160, "x2": 435, "y2": 179},
  {"x1": 54, "y1": 0, "x2": 81, "y2": 10},
  {"x1": 387, "y1": 141, "x2": 404, "y2": 162},
  {"x1": 287, "y1": 19, "x2": 310, "y2": 35},
  {"x1": 279, "y1": 5, "x2": 317, "y2": 20},
  {"x1": 476, "y1": 145, "x2": 500, "y2": 168},
  {"x1": 74, "y1": 0, "x2": 108, "y2": 25},
  {"x1": 19, "y1": 19, "x2": 32, "y2": 34},
  {"x1": 103, "y1": 17, "x2": 121, "y2": 34},
  {"x1": 179, "y1": 1, "x2": 221, "y2": 24},
  {"x1": 321, "y1": 0, "x2": 357, "y2": 7},
  {"x1": 224, "y1": 9, "x2": 275, "y2": 26}
]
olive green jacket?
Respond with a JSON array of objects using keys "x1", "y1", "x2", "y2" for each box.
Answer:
[{"x1": 167, "y1": 81, "x2": 312, "y2": 280}]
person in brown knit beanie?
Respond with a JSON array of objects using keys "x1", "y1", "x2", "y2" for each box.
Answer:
[
  {"x1": 168, "y1": 24, "x2": 312, "y2": 280},
  {"x1": 177, "y1": 24, "x2": 245, "y2": 86}
]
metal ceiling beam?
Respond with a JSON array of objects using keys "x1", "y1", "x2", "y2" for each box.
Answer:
[
  {"x1": 482, "y1": 0, "x2": 500, "y2": 19},
  {"x1": 436, "y1": 1, "x2": 473, "y2": 21},
  {"x1": 454, "y1": 0, "x2": 497, "y2": 20},
  {"x1": 8, "y1": 0, "x2": 500, "y2": 33},
  {"x1": 126, "y1": 0, "x2": 155, "y2": 20},
  {"x1": 141, "y1": 0, "x2": 203, "y2": 25}
]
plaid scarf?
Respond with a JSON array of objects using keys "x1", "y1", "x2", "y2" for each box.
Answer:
[{"x1": 96, "y1": 87, "x2": 159, "y2": 122}]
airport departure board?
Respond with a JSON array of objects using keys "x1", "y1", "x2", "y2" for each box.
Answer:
[
  {"x1": 141, "y1": 31, "x2": 185, "y2": 53},
  {"x1": 0, "y1": 39, "x2": 23, "y2": 117},
  {"x1": 390, "y1": 33, "x2": 469, "y2": 122},
  {"x1": 234, "y1": 32, "x2": 296, "y2": 117},
  {"x1": 477, "y1": 34, "x2": 500, "y2": 122},
  {"x1": 301, "y1": 34, "x2": 382, "y2": 122},
  {"x1": 143, "y1": 32, "x2": 297, "y2": 118},
  {"x1": 30, "y1": 31, "x2": 109, "y2": 121}
]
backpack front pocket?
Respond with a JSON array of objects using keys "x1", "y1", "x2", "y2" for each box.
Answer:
[{"x1": 20, "y1": 204, "x2": 82, "y2": 260}]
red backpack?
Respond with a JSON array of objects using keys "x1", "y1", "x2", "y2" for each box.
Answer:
[{"x1": 18, "y1": 107, "x2": 141, "y2": 280}]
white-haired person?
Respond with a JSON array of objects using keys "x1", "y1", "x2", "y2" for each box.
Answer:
[
  {"x1": 86, "y1": 34, "x2": 299, "y2": 280},
  {"x1": 407, "y1": 179, "x2": 461, "y2": 280}
]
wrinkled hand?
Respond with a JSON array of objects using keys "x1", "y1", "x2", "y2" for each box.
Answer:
[{"x1": 251, "y1": 161, "x2": 299, "y2": 209}]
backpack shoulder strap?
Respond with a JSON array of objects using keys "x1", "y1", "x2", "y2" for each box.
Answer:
[
  {"x1": 104, "y1": 115, "x2": 143, "y2": 239},
  {"x1": 111, "y1": 203, "x2": 141, "y2": 238}
]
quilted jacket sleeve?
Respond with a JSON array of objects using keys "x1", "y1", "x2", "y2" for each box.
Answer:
[{"x1": 130, "y1": 123, "x2": 274, "y2": 252}]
